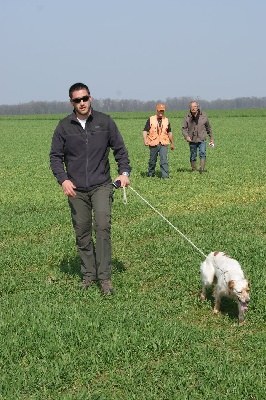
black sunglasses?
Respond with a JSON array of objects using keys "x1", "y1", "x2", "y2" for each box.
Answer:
[{"x1": 72, "y1": 95, "x2": 90, "y2": 104}]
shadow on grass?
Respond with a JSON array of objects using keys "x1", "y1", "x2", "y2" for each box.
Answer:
[
  {"x1": 140, "y1": 171, "x2": 170, "y2": 178},
  {"x1": 59, "y1": 256, "x2": 126, "y2": 278},
  {"x1": 203, "y1": 287, "x2": 240, "y2": 321},
  {"x1": 59, "y1": 256, "x2": 80, "y2": 277},
  {"x1": 176, "y1": 167, "x2": 194, "y2": 173},
  {"x1": 219, "y1": 298, "x2": 240, "y2": 320},
  {"x1": 140, "y1": 168, "x2": 199, "y2": 176}
]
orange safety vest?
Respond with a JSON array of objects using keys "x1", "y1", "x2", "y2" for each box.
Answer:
[{"x1": 146, "y1": 115, "x2": 170, "y2": 146}]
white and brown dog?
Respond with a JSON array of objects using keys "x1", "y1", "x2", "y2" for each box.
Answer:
[{"x1": 200, "y1": 251, "x2": 250, "y2": 323}]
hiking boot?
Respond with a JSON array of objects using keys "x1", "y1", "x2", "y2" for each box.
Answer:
[
  {"x1": 99, "y1": 279, "x2": 114, "y2": 295},
  {"x1": 199, "y1": 159, "x2": 206, "y2": 174},
  {"x1": 190, "y1": 161, "x2": 197, "y2": 172},
  {"x1": 79, "y1": 279, "x2": 95, "y2": 289}
]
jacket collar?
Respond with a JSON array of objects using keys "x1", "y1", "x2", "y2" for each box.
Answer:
[
  {"x1": 189, "y1": 109, "x2": 202, "y2": 118},
  {"x1": 71, "y1": 107, "x2": 94, "y2": 122}
]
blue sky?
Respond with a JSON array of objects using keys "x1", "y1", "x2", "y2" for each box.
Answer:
[{"x1": 1, "y1": 0, "x2": 265, "y2": 105}]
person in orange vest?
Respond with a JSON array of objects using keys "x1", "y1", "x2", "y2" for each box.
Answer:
[{"x1": 142, "y1": 104, "x2": 174, "y2": 179}]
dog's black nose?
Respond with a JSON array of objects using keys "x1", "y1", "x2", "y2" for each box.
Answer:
[{"x1": 246, "y1": 298, "x2": 250, "y2": 303}]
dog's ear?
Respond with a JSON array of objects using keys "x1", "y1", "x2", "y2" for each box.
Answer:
[{"x1": 228, "y1": 280, "x2": 235, "y2": 290}]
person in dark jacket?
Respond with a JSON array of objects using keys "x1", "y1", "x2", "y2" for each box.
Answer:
[
  {"x1": 181, "y1": 101, "x2": 214, "y2": 173},
  {"x1": 50, "y1": 82, "x2": 131, "y2": 294}
]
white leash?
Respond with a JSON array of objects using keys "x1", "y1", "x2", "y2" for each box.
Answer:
[{"x1": 122, "y1": 186, "x2": 207, "y2": 258}]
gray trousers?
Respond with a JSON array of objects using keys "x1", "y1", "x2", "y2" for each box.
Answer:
[{"x1": 68, "y1": 185, "x2": 113, "y2": 281}]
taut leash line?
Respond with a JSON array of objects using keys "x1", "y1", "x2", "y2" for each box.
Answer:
[{"x1": 124, "y1": 186, "x2": 207, "y2": 259}]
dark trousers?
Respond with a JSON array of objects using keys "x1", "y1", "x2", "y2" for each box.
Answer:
[
  {"x1": 68, "y1": 185, "x2": 113, "y2": 281},
  {"x1": 148, "y1": 144, "x2": 169, "y2": 178}
]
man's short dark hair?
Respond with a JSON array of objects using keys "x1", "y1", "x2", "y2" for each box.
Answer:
[{"x1": 69, "y1": 83, "x2": 90, "y2": 99}]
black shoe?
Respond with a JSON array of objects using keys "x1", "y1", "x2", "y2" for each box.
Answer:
[{"x1": 99, "y1": 279, "x2": 114, "y2": 295}]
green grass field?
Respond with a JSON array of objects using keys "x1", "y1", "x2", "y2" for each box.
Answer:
[{"x1": 0, "y1": 109, "x2": 265, "y2": 399}]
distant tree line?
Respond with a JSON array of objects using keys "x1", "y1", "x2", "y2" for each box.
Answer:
[{"x1": 0, "y1": 96, "x2": 265, "y2": 115}]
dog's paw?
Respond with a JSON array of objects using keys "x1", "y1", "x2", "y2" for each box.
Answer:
[
  {"x1": 213, "y1": 308, "x2": 219, "y2": 314},
  {"x1": 200, "y1": 293, "x2": 206, "y2": 300}
]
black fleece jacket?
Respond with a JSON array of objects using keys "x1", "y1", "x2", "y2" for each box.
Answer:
[{"x1": 50, "y1": 109, "x2": 131, "y2": 191}]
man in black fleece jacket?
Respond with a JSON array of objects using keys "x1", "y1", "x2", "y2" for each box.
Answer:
[{"x1": 50, "y1": 83, "x2": 131, "y2": 294}]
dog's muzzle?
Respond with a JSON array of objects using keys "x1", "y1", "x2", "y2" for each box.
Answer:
[{"x1": 239, "y1": 298, "x2": 250, "y2": 311}]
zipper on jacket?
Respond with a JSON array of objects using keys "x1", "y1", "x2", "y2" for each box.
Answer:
[{"x1": 85, "y1": 129, "x2": 89, "y2": 191}]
